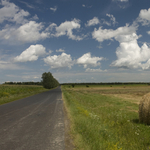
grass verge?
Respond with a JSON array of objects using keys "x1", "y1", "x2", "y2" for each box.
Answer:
[
  {"x1": 0, "y1": 84, "x2": 49, "y2": 105},
  {"x1": 62, "y1": 85, "x2": 150, "y2": 150}
]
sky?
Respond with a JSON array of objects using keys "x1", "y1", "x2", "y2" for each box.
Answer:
[{"x1": 1, "y1": 0, "x2": 150, "y2": 83}]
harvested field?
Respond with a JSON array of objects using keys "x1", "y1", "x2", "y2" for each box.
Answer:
[{"x1": 62, "y1": 84, "x2": 150, "y2": 150}]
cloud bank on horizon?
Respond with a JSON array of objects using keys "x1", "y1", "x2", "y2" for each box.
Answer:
[{"x1": 1, "y1": 0, "x2": 150, "y2": 83}]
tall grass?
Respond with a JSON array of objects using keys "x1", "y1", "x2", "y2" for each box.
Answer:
[
  {"x1": 62, "y1": 85, "x2": 150, "y2": 150},
  {"x1": 0, "y1": 85, "x2": 49, "y2": 105}
]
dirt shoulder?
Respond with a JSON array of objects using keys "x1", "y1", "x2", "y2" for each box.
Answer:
[{"x1": 63, "y1": 96, "x2": 75, "y2": 150}]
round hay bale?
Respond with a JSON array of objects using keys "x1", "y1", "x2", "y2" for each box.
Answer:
[{"x1": 139, "y1": 93, "x2": 150, "y2": 125}]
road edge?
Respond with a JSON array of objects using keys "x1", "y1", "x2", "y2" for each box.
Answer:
[{"x1": 62, "y1": 93, "x2": 75, "y2": 150}]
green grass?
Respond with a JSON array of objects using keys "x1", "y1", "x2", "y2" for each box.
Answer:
[
  {"x1": 62, "y1": 85, "x2": 150, "y2": 150},
  {"x1": 0, "y1": 84, "x2": 49, "y2": 105}
]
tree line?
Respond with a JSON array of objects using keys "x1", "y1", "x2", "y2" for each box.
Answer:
[
  {"x1": 61, "y1": 82, "x2": 150, "y2": 86},
  {"x1": 4, "y1": 72, "x2": 59, "y2": 89},
  {"x1": 5, "y1": 81, "x2": 42, "y2": 85}
]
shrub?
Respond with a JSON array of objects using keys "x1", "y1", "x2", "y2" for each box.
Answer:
[
  {"x1": 86, "y1": 85, "x2": 89, "y2": 87},
  {"x1": 139, "y1": 92, "x2": 150, "y2": 125}
]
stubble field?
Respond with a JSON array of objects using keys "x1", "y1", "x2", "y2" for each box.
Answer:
[{"x1": 62, "y1": 84, "x2": 150, "y2": 150}]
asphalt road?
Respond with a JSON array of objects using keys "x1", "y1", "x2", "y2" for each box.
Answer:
[{"x1": 0, "y1": 86, "x2": 65, "y2": 150}]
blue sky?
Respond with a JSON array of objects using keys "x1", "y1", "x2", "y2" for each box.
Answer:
[{"x1": 1, "y1": 0, "x2": 150, "y2": 83}]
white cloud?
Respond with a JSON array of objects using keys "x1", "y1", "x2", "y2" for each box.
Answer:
[
  {"x1": 111, "y1": 33, "x2": 150, "y2": 70},
  {"x1": 85, "y1": 68, "x2": 107, "y2": 72},
  {"x1": 0, "y1": 25, "x2": 16, "y2": 40},
  {"x1": 92, "y1": 24, "x2": 137, "y2": 42},
  {"x1": 77, "y1": 52, "x2": 104, "y2": 68},
  {"x1": 0, "y1": 1, "x2": 50, "y2": 44},
  {"x1": 0, "y1": 21, "x2": 49, "y2": 43},
  {"x1": 44, "y1": 53, "x2": 73, "y2": 69},
  {"x1": 85, "y1": 17, "x2": 100, "y2": 27},
  {"x1": 56, "y1": 49, "x2": 65, "y2": 53},
  {"x1": 44, "y1": 23, "x2": 57, "y2": 32},
  {"x1": 138, "y1": 8, "x2": 150, "y2": 25},
  {"x1": 14, "y1": 44, "x2": 46, "y2": 62},
  {"x1": 0, "y1": 0, "x2": 29, "y2": 24},
  {"x1": 53, "y1": 19, "x2": 84, "y2": 41},
  {"x1": 50, "y1": 6, "x2": 57, "y2": 12},
  {"x1": 147, "y1": 31, "x2": 150, "y2": 35},
  {"x1": 92, "y1": 20, "x2": 150, "y2": 70},
  {"x1": 106, "y1": 14, "x2": 118, "y2": 25},
  {"x1": 0, "y1": 18, "x2": 84, "y2": 44},
  {"x1": 16, "y1": 21, "x2": 49, "y2": 42},
  {"x1": 31, "y1": 14, "x2": 39, "y2": 20},
  {"x1": 85, "y1": 16, "x2": 117, "y2": 27}
]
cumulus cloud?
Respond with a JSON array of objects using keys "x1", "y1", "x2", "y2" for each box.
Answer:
[
  {"x1": 111, "y1": 33, "x2": 150, "y2": 70},
  {"x1": 16, "y1": 21, "x2": 49, "y2": 42},
  {"x1": 0, "y1": 18, "x2": 84, "y2": 44},
  {"x1": 92, "y1": 24, "x2": 137, "y2": 42},
  {"x1": 77, "y1": 53, "x2": 104, "y2": 68},
  {"x1": 0, "y1": 21, "x2": 49, "y2": 43},
  {"x1": 0, "y1": 0, "x2": 29, "y2": 24},
  {"x1": 44, "y1": 53, "x2": 73, "y2": 69},
  {"x1": 52, "y1": 19, "x2": 84, "y2": 41},
  {"x1": 56, "y1": 49, "x2": 65, "y2": 53},
  {"x1": 0, "y1": 1, "x2": 51, "y2": 44},
  {"x1": 0, "y1": 1, "x2": 84, "y2": 44},
  {"x1": 50, "y1": 6, "x2": 57, "y2": 12},
  {"x1": 85, "y1": 17, "x2": 100, "y2": 27},
  {"x1": 92, "y1": 21, "x2": 150, "y2": 70},
  {"x1": 138, "y1": 8, "x2": 150, "y2": 26},
  {"x1": 14, "y1": 44, "x2": 46, "y2": 62}
]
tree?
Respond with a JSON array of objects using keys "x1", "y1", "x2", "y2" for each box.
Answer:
[{"x1": 41, "y1": 72, "x2": 59, "y2": 89}]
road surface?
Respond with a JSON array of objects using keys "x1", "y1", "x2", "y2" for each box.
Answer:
[{"x1": 0, "y1": 86, "x2": 64, "y2": 150}]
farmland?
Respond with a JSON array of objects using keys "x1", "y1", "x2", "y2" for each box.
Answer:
[
  {"x1": 0, "y1": 84, "x2": 49, "y2": 105},
  {"x1": 62, "y1": 84, "x2": 150, "y2": 150}
]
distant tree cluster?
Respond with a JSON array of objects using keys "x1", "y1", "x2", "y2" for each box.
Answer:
[
  {"x1": 5, "y1": 82, "x2": 42, "y2": 85},
  {"x1": 41, "y1": 72, "x2": 59, "y2": 89}
]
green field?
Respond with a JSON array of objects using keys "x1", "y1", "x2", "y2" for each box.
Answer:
[
  {"x1": 0, "y1": 84, "x2": 49, "y2": 105},
  {"x1": 62, "y1": 84, "x2": 150, "y2": 150}
]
